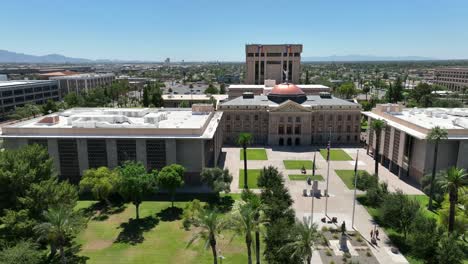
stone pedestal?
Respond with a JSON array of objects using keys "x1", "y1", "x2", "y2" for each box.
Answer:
[{"x1": 339, "y1": 234, "x2": 348, "y2": 252}]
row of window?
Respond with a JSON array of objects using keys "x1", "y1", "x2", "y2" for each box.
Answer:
[
  {"x1": 247, "y1": 52, "x2": 301, "y2": 57},
  {"x1": 1, "y1": 86, "x2": 58, "y2": 97},
  {"x1": 226, "y1": 114, "x2": 360, "y2": 122}
]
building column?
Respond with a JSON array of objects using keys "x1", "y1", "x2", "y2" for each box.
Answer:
[
  {"x1": 106, "y1": 139, "x2": 118, "y2": 169},
  {"x1": 165, "y1": 139, "x2": 177, "y2": 165},
  {"x1": 76, "y1": 139, "x2": 89, "y2": 175},
  {"x1": 47, "y1": 139, "x2": 61, "y2": 175},
  {"x1": 136, "y1": 139, "x2": 147, "y2": 168}
]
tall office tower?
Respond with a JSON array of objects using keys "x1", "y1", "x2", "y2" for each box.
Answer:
[{"x1": 245, "y1": 44, "x2": 302, "y2": 85}]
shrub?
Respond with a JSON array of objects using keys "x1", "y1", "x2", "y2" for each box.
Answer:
[
  {"x1": 381, "y1": 190, "x2": 420, "y2": 238},
  {"x1": 326, "y1": 249, "x2": 332, "y2": 256},
  {"x1": 355, "y1": 171, "x2": 378, "y2": 191},
  {"x1": 321, "y1": 226, "x2": 329, "y2": 232},
  {"x1": 365, "y1": 182, "x2": 389, "y2": 207},
  {"x1": 407, "y1": 213, "x2": 441, "y2": 262},
  {"x1": 366, "y1": 250, "x2": 372, "y2": 257}
]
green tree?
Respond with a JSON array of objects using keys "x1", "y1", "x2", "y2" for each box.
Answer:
[
  {"x1": 337, "y1": 82, "x2": 357, "y2": 99},
  {"x1": 421, "y1": 172, "x2": 445, "y2": 206},
  {"x1": 437, "y1": 167, "x2": 467, "y2": 233},
  {"x1": 0, "y1": 241, "x2": 43, "y2": 264},
  {"x1": 205, "y1": 84, "x2": 219, "y2": 94},
  {"x1": 304, "y1": 71, "x2": 310, "y2": 84},
  {"x1": 370, "y1": 119, "x2": 385, "y2": 178},
  {"x1": 426, "y1": 126, "x2": 448, "y2": 210},
  {"x1": 436, "y1": 234, "x2": 465, "y2": 264},
  {"x1": 437, "y1": 193, "x2": 467, "y2": 235},
  {"x1": 79, "y1": 167, "x2": 118, "y2": 206},
  {"x1": 362, "y1": 85, "x2": 370, "y2": 101},
  {"x1": 237, "y1": 133, "x2": 253, "y2": 189},
  {"x1": 380, "y1": 190, "x2": 420, "y2": 239},
  {"x1": 187, "y1": 208, "x2": 228, "y2": 264},
  {"x1": 63, "y1": 92, "x2": 82, "y2": 108},
  {"x1": 409, "y1": 83, "x2": 434, "y2": 107},
  {"x1": 200, "y1": 167, "x2": 233, "y2": 195},
  {"x1": 41, "y1": 99, "x2": 58, "y2": 115},
  {"x1": 279, "y1": 219, "x2": 319, "y2": 264},
  {"x1": 241, "y1": 189, "x2": 262, "y2": 264},
  {"x1": 34, "y1": 206, "x2": 84, "y2": 264},
  {"x1": 219, "y1": 83, "x2": 226, "y2": 94},
  {"x1": 156, "y1": 164, "x2": 185, "y2": 207},
  {"x1": 386, "y1": 76, "x2": 404, "y2": 103},
  {"x1": 179, "y1": 101, "x2": 190, "y2": 108},
  {"x1": 116, "y1": 161, "x2": 157, "y2": 219},
  {"x1": 407, "y1": 213, "x2": 441, "y2": 262},
  {"x1": 142, "y1": 87, "x2": 150, "y2": 107}
]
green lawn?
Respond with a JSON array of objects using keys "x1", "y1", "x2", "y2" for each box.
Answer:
[
  {"x1": 319, "y1": 149, "x2": 353, "y2": 161},
  {"x1": 288, "y1": 174, "x2": 324, "y2": 181},
  {"x1": 75, "y1": 197, "x2": 262, "y2": 264},
  {"x1": 240, "y1": 149, "x2": 268, "y2": 160},
  {"x1": 283, "y1": 160, "x2": 315, "y2": 170},
  {"x1": 238, "y1": 169, "x2": 262, "y2": 188},
  {"x1": 335, "y1": 170, "x2": 365, "y2": 189}
]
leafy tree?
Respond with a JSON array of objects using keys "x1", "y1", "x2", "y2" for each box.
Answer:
[
  {"x1": 0, "y1": 241, "x2": 43, "y2": 264},
  {"x1": 200, "y1": 167, "x2": 233, "y2": 195},
  {"x1": 230, "y1": 201, "x2": 262, "y2": 264},
  {"x1": 186, "y1": 208, "x2": 228, "y2": 264},
  {"x1": 407, "y1": 213, "x2": 441, "y2": 262},
  {"x1": 34, "y1": 206, "x2": 84, "y2": 263},
  {"x1": 156, "y1": 164, "x2": 185, "y2": 207},
  {"x1": 364, "y1": 182, "x2": 389, "y2": 207},
  {"x1": 219, "y1": 83, "x2": 226, "y2": 94},
  {"x1": 385, "y1": 76, "x2": 404, "y2": 103},
  {"x1": 426, "y1": 126, "x2": 448, "y2": 210},
  {"x1": 370, "y1": 119, "x2": 385, "y2": 178},
  {"x1": 279, "y1": 219, "x2": 319, "y2": 264},
  {"x1": 8, "y1": 104, "x2": 41, "y2": 120},
  {"x1": 205, "y1": 84, "x2": 219, "y2": 95},
  {"x1": 354, "y1": 171, "x2": 378, "y2": 191},
  {"x1": 437, "y1": 167, "x2": 467, "y2": 233},
  {"x1": 421, "y1": 172, "x2": 445, "y2": 206},
  {"x1": 362, "y1": 85, "x2": 370, "y2": 101},
  {"x1": 79, "y1": 167, "x2": 118, "y2": 206},
  {"x1": 63, "y1": 92, "x2": 82, "y2": 108},
  {"x1": 41, "y1": 99, "x2": 58, "y2": 115},
  {"x1": 142, "y1": 87, "x2": 150, "y2": 107},
  {"x1": 436, "y1": 234, "x2": 465, "y2": 264},
  {"x1": 179, "y1": 101, "x2": 190, "y2": 108},
  {"x1": 382, "y1": 72, "x2": 389, "y2": 79},
  {"x1": 409, "y1": 83, "x2": 434, "y2": 107},
  {"x1": 336, "y1": 82, "x2": 357, "y2": 99},
  {"x1": 116, "y1": 161, "x2": 157, "y2": 219},
  {"x1": 380, "y1": 190, "x2": 420, "y2": 238},
  {"x1": 237, "y1": 133, "x2": 253, "y2": 189},
  {"x1": 182, "y1": 199, "x2": 202, "y2": 230}
]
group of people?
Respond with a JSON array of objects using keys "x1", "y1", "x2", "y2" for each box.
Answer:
[{"x1": 370, "y1": 226, "x2": 380, "y2": 245}]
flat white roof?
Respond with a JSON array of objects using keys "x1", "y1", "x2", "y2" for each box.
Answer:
[
  {"x1": 228, "y1": 84, "x2": 330, "y2": 89},
  {"x1": 0, "y1": 80, "x2": 56, "y2": 87},
  {"x1": 51, "y1": 73, "x2": 114, "y2": 80},
  {"x1": 162, "y1": 94, "x2": 228, "y2": 101}
]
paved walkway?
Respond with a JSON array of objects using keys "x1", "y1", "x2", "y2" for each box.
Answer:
[{"x1": 222, "y1": 146, "x2": 423, "y2": 264}]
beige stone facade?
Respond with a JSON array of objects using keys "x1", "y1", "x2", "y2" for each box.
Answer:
[
  {"x1": 433, "y1": 67, "x2": 468, "y2": 92},
  {"x1": 245, "y1": 44, "x2": 302, "y2": 84}
]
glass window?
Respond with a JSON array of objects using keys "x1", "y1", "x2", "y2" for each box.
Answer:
[{"x1": 296, "y1": 116, "x2": 301, "y2": 122}]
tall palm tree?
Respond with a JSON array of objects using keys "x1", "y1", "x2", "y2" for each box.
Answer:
[
  {"x1": 279, "y1": 218, "x2": 320, "y2": 264},
  {"x1": 426, "y1": 126, "x2": 448, "y2": 210},
  {"x1": 230, "y1": 201, "x2": 263, "y2": 264},
  {"x1": 437, "y1": 167, "x2": 467, "y2": 233},
  {"x1": 34, "y1": 206, "x2": 83, "y2": 264},
  {"x1": 370, "y1": 119, "x2": 386, "y2": 178},
  {"x1": 187, "y1": 208, "x2": 228, "y2": 264},
  {"x1": 238, "y1": 133, "x2": 253, "y2": 189}
]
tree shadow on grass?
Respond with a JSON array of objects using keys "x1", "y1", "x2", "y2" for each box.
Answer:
[
  {"x1": 114, "y1": 216, "x2": 159, "y2": 245},
  {"x1": 156, "y1": 207, "x2": 183, "y2": 222},
  {"x1": 81, "y1": 202, "x2": 127, "y2": 222}
]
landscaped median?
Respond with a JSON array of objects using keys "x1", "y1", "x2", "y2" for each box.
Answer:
[
  {"x1": 238, "y1": 169, "x2": 262, "y2": 188},
  {"x1": 288, "y1": 174, "x2": 324, "y2": 181},
  {"x1": 240, "y1": 149, "x2": 268, "y2": 160},
  {"x1": 283, "y1": 160, "x2": 315, "y2": 170},
  {"x1": 319, "y1": 149, "x2": 353, "y2": 161},
  {"x1": 335, "y1": 170, "x2": 365, "y2": 189}
]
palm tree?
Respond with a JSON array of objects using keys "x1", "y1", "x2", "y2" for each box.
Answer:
[
  {"x1": 187, "y1": 208, "x2": 228, "y2": 264},
  {"x1": 237, "y1": 133, "x2": 253, "y2": 189},
  {"x1": 437, "y1": 167, "x2": 467, "y2": 233},
  {"x1": 370, "y1": 119, "x2": 386, "y2": 178},
  {"x1": 34, "y1": 206, "x2": 83, "y2": 264},
  {"x1": 279, "y1": 218, "x2": 320, "y2": 264},
  {"x1": 426, "y1": 126, "x2": 448, "y2": 210},
  {"x1": 230, "y1": 201, "x2": 263, "y2": 264}
]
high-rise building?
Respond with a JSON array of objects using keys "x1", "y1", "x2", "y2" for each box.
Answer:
[
  {"x1": 433, "y1": 67, "x2": 468, "y2": 92},
  {"x1": 245, "y1": 44, "x2": 302, "y2": 84}
]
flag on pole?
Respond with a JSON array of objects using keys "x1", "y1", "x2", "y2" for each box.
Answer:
[
  {"x1": 326, "y1": 137, "x2": 331, "y2": 162},
  {"x1": 354, "y1": 150, "x2": 359, "y2": 174},
  {"x1": 312, "y1": 152, "x2": 316, "y2": 177}
]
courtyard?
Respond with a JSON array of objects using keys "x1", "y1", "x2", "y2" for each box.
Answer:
[{"x1": 224, "y1": 146, "x2": 424, "y2": 264}]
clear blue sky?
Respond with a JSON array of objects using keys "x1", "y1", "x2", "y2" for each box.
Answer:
[{"x1": 1, "y1": 0, "x2": 467, "y2": 61}]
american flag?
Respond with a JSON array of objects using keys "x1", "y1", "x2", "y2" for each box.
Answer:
[
  {"x1": 312, "y1": 152, "x2": 316, "y2": 176},
  {"x1": 354, "y1": 150, "x2": 359, "y2": 174},
  {"x1": 326, "y1": 136, "x2": 331, "y2": 162}
]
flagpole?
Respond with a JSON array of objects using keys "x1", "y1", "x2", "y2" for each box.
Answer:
[
  {"x1": 311, "y1": 152, "x2": 316, "y2": 225},
  {"x1": 324, "y1": 128, "x2": 331, "y2": 217},
  {"x1": 352, "y1": 150, "x2": 359, "y2": 228}
]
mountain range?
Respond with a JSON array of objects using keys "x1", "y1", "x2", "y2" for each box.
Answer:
[{"x1": 0, "y1": 50, "x2": 444, "y2": 63}]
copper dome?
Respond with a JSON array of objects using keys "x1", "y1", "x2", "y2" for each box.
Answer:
[{"x1": 270, "y1": 83, "x2": 305, "y2": 95}]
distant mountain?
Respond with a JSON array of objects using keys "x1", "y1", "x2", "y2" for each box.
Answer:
[
  {"x1": 0, "y1": 50, "x2": 92, "y2": 63},
  {"x1": 302, "y1": 54, "x2": 437, "y2": 62}
]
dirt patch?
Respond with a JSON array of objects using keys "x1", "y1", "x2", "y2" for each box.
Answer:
[{"x1": 83, "y1": 239, "x2": 113, "y2": 251}]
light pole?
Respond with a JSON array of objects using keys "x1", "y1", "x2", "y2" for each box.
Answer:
[
  {"x1": 324, "y1": 127, "x2": 331, "y2": 217},
  {"x1": 351, "y1": 150, "x2": 359, "y2": 229}
]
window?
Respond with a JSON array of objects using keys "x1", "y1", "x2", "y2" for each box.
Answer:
[
  {"x1": 296, "y1": 116, "x2": 301, "y2": 122},
  {"x1": 280, "y1": 117, "x2": 284, "y2": 122},
  {"x1": 338, "y1": 125, "x2": 342, "y2": 132},
  {"x1": 278, "y1": 124, "x2": 284, "y2": 134},
  {"x1": 347, "y1": 126, "x2": 351, "y2": 132},
  {"x1": 319, "y1": 115, "x2": 323, "y2": 121},
  {"x1": 294, "y1": 125, "x2": 301, "y2": 134},
  {"x1": 226, "y1": 125, "x2": 231, "y2": 132},
  {"x1": 286, "y1": 125, "x2": 292, "y2": 135},
  {"x1": 236, "y1": 115, "x2": 240, "y2": 121},
  {"x1": 254, "y1": 115, "x2": 258, "y2": 121},
  {"x1": 338, "y1": 115, "x2": 342, "y2": 121},
  {"x1": 245, "y1": 115, "x2": 250, "y2": 121},
  {"x1": 288, "y1": 116, "x2": 292, "y2": 122},
  {"x1": 355, "y1": 115, "x2": 359, "y2": 121},
  {"x1": 328, "y1": 115, "x2": 333, "y2": 121},
  {"x1": 347, "y1": 115, "x2": 351, "y2": 121},
  {"x1": 347, "y1": 135, "x2": 351, "y2": 142},
  {"x1": 226, "y1": 114, "x2": 231, "y2": 121}
]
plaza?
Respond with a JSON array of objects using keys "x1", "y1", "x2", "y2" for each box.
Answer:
[{"x1": 222, "y1": 146, "x2": 423, "y2": 263}]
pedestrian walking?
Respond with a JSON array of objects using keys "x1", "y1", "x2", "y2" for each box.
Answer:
[
  {"x1": 370, "y1": 229, "x2": 374, "y2": 239},
  {"x1": 375, "y1": 228, "x2": 379, "y2": 240}
]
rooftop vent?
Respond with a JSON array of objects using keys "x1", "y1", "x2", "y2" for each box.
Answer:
[
  {"x1": 242, "y1": 92, "x2": 254, "y2": 99},
  {"x1": 319, "y1": 92, "x2": 332, "y2": 99},
  {"x1": 37, "y1": 115, "x2": 59, "y2": 125}
]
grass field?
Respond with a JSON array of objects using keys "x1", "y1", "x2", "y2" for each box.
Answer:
[
  {"x1": 335, "y1": 170, "x2": 365, "y2": 189},
  {"x1": 75, "y1": 197, "x2": 261, "y2": 264},
  {"x1": 319, "y1": 149, "x2": 353, "y2": 161},
  {"x1": 283, "y1": 160, "x2": 315, "y2": 170},
  {"x1": 238, "y1": 169, "x2": 262, "y2": 188},
  {"x1": 288, "y1": 174, "x2": 324, "y2": 181},
  {"x1": 240, "y1": 149, "x2": 268, "y2": 160}
]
